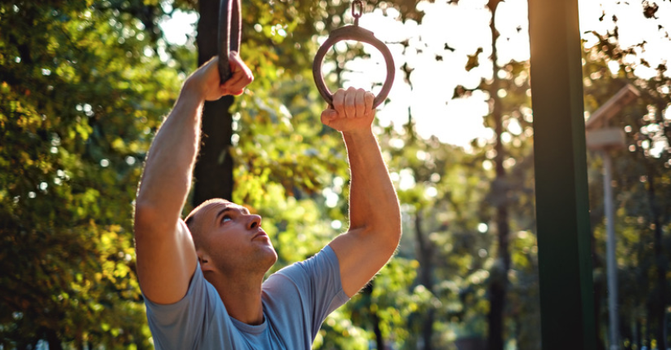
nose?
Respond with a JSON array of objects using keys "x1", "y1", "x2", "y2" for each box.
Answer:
[{"x1": 246, "y1": 214, "x2": 262, "y2": 230}]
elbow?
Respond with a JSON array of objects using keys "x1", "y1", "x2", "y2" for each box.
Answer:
[
  {"x1": 379, "y1": 215, "x2": 402, "y2": 250},
  {"x1": 389, "y1": 226, "x2": 402, "y2": 252},
  {"x1": 366, "y1": 222, "x2": 402, "y2": 254},
  {"x1": 380, "y1": 228, "x2": 401, "y2": 259}
]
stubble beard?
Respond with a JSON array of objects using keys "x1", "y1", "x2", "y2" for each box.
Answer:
[{"x1": 217, "y1": 243, "x2": 277, "y2": 277}]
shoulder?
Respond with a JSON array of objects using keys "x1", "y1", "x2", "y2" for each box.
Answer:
[
  {"x1": 144, "y1": 264, "x2": 232, "y2": 349},
  {"x1": 262, "y1": 245, "x2": 346, "y2": 304},
  {"x1": 269, "y1": 246, "x2": 340, "y2": 285}
]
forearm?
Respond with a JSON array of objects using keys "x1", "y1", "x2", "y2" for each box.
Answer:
[
  {"x1": 135, "y1": 87, "x2": 204, "y2": 224},
  {"x1": 343, "y1": 129, "x2": 401, "y2": 245},
  {"x1": 323, "y1": 88, "x2": 400, "y2": 296}
]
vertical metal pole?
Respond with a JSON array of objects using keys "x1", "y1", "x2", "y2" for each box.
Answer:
[
  {"x1": 528, "y1": 0, "x2": 597, "y2": 349},
  {"x1": 602, "y1": 151, "x2": 620, "y2": 350}
]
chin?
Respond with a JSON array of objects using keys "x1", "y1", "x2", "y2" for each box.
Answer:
[
  {"x1": 263, "y1": 248, "x2": 278, "y2": 268},
  {"x1": 261, "y1": 241, "x2": 277, "y2": 258},
  {"x1": 249, "y1": 244, "x2": 277, "y2": 271}
]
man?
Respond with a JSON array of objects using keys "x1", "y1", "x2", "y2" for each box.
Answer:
[{"x1": 133, "y1": 51, "x2": 401, "y2": 349}]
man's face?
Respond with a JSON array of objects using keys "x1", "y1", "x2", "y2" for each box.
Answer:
[{"x1": 193, "y1": 201, "x2": 277, "y2": 276}]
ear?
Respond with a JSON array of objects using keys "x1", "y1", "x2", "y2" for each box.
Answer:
[{"x1": 197, "y1": 250, "x2": 216, "y2": 274}]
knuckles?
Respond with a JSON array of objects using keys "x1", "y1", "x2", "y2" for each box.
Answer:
[{"x1": 332, "y1": 88, "x2": 373, "y2": 117}]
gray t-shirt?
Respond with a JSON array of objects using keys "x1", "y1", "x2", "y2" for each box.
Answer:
[{"x1": 143, "y1": 245, "x2": 350, "y2": 350}]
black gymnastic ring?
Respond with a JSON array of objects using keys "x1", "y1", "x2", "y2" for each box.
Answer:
[
  {"x1": 312, "y1": 25, "x2": 395, "y2": 108},
  {"x1": 218, "y1": 0, "x2": 241, "y2": 83}
]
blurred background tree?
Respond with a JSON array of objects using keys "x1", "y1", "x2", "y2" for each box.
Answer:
[{"x1": 582, "y1": 23, "x2": 671, "y2": 349}]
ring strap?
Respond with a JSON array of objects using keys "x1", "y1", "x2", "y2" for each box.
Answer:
[{"x1": 218, "y1": 0, "x2": 241, "y2": 83}]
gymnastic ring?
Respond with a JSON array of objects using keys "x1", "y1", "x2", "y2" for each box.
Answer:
[
  {"x1": 218, "y1": 0, "x2": 241, "y2": 83},
  {"x1": 312, "y1": 25, "x2": 395, "y2": 108}
]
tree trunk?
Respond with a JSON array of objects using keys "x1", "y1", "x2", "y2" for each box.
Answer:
[
  {"x1": 646, "y1": 306, "x2": 653, "y2": 350},
  {"x1": 635, "y1": 318, "x2": 641, "y2": 350},
  {"x1": 646, "y1": 165, "x2": 667, "y2": 350},
  {"x1": 46, "y1": 328, "x2": 63, "y2": 350},
  {"x1": 363, "y1": 282, "x2": 385, "y2": 350},
  {"x1": 414, "y1": 209, "x2": 436, "y2": 350},
  {"x1": 486, "y1": 1, "x2": 510, "y2": 349},
  {"x1": 194, "y1": 0, "x2": 235, "y2": 207},
  {"x1": 76, "y1": 330, "x2": 84, "y2": 350}
]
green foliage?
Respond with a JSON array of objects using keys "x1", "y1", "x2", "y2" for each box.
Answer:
[{"x1": 0, "y1": 0, "x2": 181, "y2": 347}]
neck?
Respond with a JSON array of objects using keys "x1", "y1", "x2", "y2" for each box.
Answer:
[{"x1": 207, "y1": 271, "x2": 265, "y2": 325}]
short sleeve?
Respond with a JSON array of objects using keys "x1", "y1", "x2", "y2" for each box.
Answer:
[
  {"x1": 268, "y1": 246, "x2": 350, "y2": 337},
  {"x1": 143, "y1": 264, "x2": 224, "y2": 350}
]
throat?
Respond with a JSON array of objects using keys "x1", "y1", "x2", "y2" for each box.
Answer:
[{"x1": 210, "y1": 273, "x2": 265, "y2": 325}]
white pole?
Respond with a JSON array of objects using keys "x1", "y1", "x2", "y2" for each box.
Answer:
[{"x1": 603, "y1": 150, "x2": 620, "y2": 350}]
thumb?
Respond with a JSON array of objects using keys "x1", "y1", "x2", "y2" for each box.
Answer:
[{"x1": 320, "y1": 108, "x2": 338, "y2": 125}]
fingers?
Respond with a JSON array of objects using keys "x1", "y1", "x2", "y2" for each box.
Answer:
[
  {"x1": 355, "y1": 89, "x2": 365, "y2": 117},
  {"x1": 332, "y1": 88, "x2": 374, "y2": 118},
  {"x1": 220, "y1": 75, "x2": 248, "y2": 96},
  {"x1": 344, "y1": 87, "x2": 356, "y2": 118},
  {"x1": 333, "y1": 89, "x2": 345, "y2": 116},
  {"x1": 221, "y1": 52, "x2": 254, "y2": 96},
  {"x1": 222, "y1": 72, "x2": 246, "y2": 94},
  {"x1": 364, "y1": 91, "x2": 374, "y2": 117}
]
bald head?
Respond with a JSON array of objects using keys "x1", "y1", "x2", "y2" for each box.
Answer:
[{"x1": 185, "y1": 198, "x2": 232, "y2": 250}]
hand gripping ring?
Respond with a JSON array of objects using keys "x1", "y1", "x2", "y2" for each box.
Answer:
[
  {"x1": 218, "y1": 0, "x2": 241, "y2": 83},
  {"x1": 312, "y1": 25, "x2": 395, "y2": 109}
]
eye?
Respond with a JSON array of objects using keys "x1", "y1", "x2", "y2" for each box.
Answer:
[{"x1": 221, "y1": 215, "x2": 232, "y2": 224}]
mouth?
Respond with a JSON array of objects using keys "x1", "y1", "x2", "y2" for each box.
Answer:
[{"x1": 252, "y1": 230, "x2": 269, "y2": 241}]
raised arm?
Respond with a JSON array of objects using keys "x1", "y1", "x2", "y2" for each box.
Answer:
[
  {"x1": 133, "y1": 54, "x2": 253, "y2": 304},
  {"x1": 326, "y1": 88, "x2": 402, "y2": 297}
]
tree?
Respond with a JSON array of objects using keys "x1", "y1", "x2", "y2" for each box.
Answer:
[
  {"x1": 0, "y1": 0, "x2": 184, "y2": 348},
  {"x1": 581, "y1": 7, "x2": 671, "y2": 347},
  {"x1": 449, "y1": 1, "x2": 536, "y2": 347}
]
